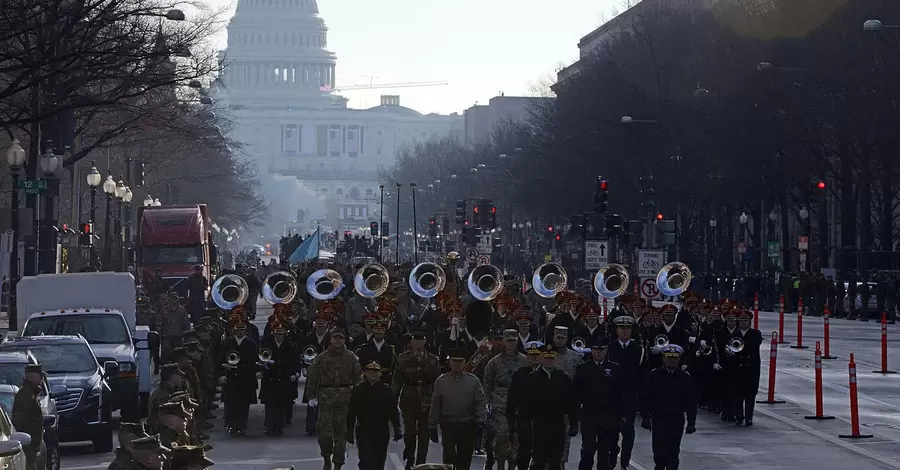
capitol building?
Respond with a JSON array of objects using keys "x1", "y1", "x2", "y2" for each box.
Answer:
[{"x1": 215, "y1": 0, "x2": 463, "y2": 233}]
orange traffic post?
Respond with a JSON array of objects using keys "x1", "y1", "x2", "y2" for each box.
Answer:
[
  {"x1": 791, "y1": 298, "x2": 808, "y2": 349},
  {"x1": 753, "y1": 292, "x2": 760, "y2": 330},
  {"x1": 805, "y1": 342, "x2": 835, "y2": 420},
  {"x1": 633, "y1": 279, "x2": 639, "y2": 297},
  {"x1": 839, "y1": 353, "x2": 874, "y2": 439},
  {"x1": 872, "y1": 312, "x2": 897, "y2": 374},
  {"x1": 757, "y1": 331, "x2": 786, "y2": 404},
  {"x1": 822, "y1": 307, "x2": 837, "y2": 359},
  {"x1": 777, "y1": 294, "x2": 790, "y2": 344},
  {"x1": 602, "y1": 298, "x2": 609, "y2": 323}
]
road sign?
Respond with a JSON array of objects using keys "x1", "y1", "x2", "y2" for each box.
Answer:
[
  {"x1": 637, "y1": 250, "x2": 664, "y2": 278},
  {"x1": 767, "y1": 241, "x2": 780, "y2": 258},
  {"x1": 640, "y1": 277, "x2": 660, "y2": 300},
  {"x1": 18, "y1": 179, "x2": 47, "y2": 196},
  {"x1": 477, "y1": 235, "x2": 492, "y2": 254},
  {"x1": 465, "y1": 247, "x2": 479, "y2": 261},
  {"x1": 477, "y1": 254, "x2": 491, "y2": 266},
  {"x1": 798, "y1": 236, "x2": 809, "y2": 251},
  {"x1": 584, "y1": 240, "x2": 609, "y2": 270}
]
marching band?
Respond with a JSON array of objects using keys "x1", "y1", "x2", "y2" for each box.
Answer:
[{"x1": 162, "y1": 253, "x2": 762, "y2": 470}]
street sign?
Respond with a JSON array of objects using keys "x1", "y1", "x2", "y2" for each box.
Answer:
[
  {"x1": 640, "y1": 277, "x2": 660, "y2": 300},
  {"x1": 637, "y1": 250, "x2": 664, "y2": 278},
  {"x1": 767, "y1": 241, "x2": 780, "y2": 258},
  {"x1": 584, "y1": 240, "x2": 609, "y2": 270},
  {"x1": 798, "y1": 236, "x2": 809, "y2": 251},
  {"x1": 477, "y1": 235, "x2": 492, "y2": 254},
  {"x1": 465, "y1": 247, "x2": 479, "y2": 261},
  {"x1": 477, "y1": 254, "x2": 491, "y2": 266},
  {"x1": 18, "y1": 179, "x2": 47, "y2": 195}
]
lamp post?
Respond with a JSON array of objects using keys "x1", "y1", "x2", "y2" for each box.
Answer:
[
  {"x1": 38, "y1": 148, "x2": 60, "y2": 273},
  {"x1": 395, "y1": 182, "x2": 401, "y2": 266},
  {"x1": 152, "y1": 198, "x2": 161, "y2": 207},
  {"x1": 768, "y1": 208, "x2": 778, "y2": 271},
  {"x1": 379, "y1": 185, "x2": 384, "y2": 263},
  {"x1": 410, "y1": 182, "x2": 418, "y2": 264},
  {"x1": 85, "y1": 163, "x2": 102, "y2": 268},
  {"x1": 709, "y1": 217, "x2": 718, "y2": 272},
  {"x1": 799, "y1": 206, "x2": 810, "y2": 272},
  {"x1": 122, "y1": 187, "x2": 133, "y2": 270},
  {"x1": 739, "y1": 213, "x2": 749, "y2": 273},
  {"x1": 6, "y1": 140, "x2": 26, "y2": 331},
  {"x1": 102, "y1": 173, "x2": 116, "y2": 266},
  {"x1": 114, "y1": 180, "x2": 125, "y2": 270}
]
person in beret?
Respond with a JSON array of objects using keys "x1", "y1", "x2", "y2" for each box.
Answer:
[
  {"x1": 12, "y1": 364, "x2": 44, "y2": 469},
  {"x1": 147, "y1": 364, "x2": 184, "y2": 437},
  {"x1": 222, "y1": 313, "x2": 259, "y2": 436},
  {"x1": 605, "y1": 314, "x2": 643, "y2": 470},
  {"x1": 157, "y1": 401, "x2": 192, "y2": 448},
  {"x1": 640, "y1": 344, "x2": 697, "y2": 469},
  {"x1": 118, "y1": 435, "x2": 169, "y2": 470},
  {"x1": 347, "y1": 361, "x2": 402, "y2": 469},
  {"x1": 428, "y1": 347, "x2": 486, "y2": 470},
  {"x1": 390, "y1": 327, "x2": 440, "y2": 468},
  {"x1": 573, "y1": 338, "x2": 622, "y2": 470},
  {"x1": 258, "y1": 320, "x2": 300, "y2": 436},
  {"x1": 156, "y1": 293, "x2": 191, "y2": 363},
  {"x1": 168, "y1": 444, "x2": 215, "y2": 469}
]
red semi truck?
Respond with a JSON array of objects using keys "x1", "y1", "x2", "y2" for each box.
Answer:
[{"x1": 136, "y1": 204, "x2": 217, "y2": 297}]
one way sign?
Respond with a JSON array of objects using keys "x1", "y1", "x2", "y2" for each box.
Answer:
[{"x1": 584, "y1": 239, "x2": 609, "y2": 270}]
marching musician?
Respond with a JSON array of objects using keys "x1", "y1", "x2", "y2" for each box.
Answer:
[
  {"x1": 545, "y1": 296, "x2": 583, "y2": 345},
  {"x1": 222, "y1": 321, "x2": 259, "y2": 436},
  {"x1": 574, "y1": 338, "x2": 622, "y2": 470},
  {"x1": 428, "y1": 348, "x2": 487, "y2": 470},
  {"x1": 506, "y1": 340, "x2": 543, "y2": 468},
  {"x1": 574, "y1": 305, "x2": 607, "y2": 349},
  {"x1": 351, "y1": 313, "x2": 381, "y2": 349},
  {"x1": 355, "y1": 318, "x2": 398, "y2": 385},
  {"x1": 303, "y1": 313, "x2": 334, "y2": 357},
  {"x1": 605, "y1": 316, "x2": 643, "y2": 470},
  {"x1": 691, "y1": 302, "x2": 720, "y2": 411},
  {"x1": 392, "y1": 329, "x2": 441, "y2": 469},
  {"x1": 513, "y1": 308, "x2": 536, "y2": 354},
  {"x1": 648, "y1": 305, "x2": 688, "y2": 371},
  {"x1": 641, "y1": 345, "x2": 697, "y2": 470},
  {"x1": 715, "y1": 309, "x2": 739, "y2": 422},
  {"x1": 703, "y1": 305, "x2": 725, "y2": 414},
  {"x1": 727, "y1": 310, "x2": 762, "y2": 426},
  {"x1": 258, "y1": 321, "x2": 299, "y2": 436}
]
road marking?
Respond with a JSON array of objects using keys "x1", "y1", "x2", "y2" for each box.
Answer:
[
  {"x1": 66, "y1": 457, "x2": 324, "y2": 469},
  {"x1": 754, "y1": 406, "x2": 900, "y2": 469}
]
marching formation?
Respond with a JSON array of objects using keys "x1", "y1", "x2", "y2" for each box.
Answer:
[{"x1": 118, "y1": 253, "x2": 763, "y2": 470}]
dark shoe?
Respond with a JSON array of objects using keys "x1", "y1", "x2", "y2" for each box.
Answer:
[
  {"x1": 735, "y1": 418, "x2": 744, "y2": 426},
  {"x1": 745, "y1": 420, "x2": 753, "y2": 427}
]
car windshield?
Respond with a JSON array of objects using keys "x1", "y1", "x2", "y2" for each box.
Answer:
[
  {"x1": 0, "y1": 393, "x2": 13, "y2": 415},
  {"x1": 0, "y1": 364, "x2": 25, "y2": 388},
  {"x1": 0, "y1": 344, "x2": 96, "y2": 374},
  {"x1": 143, "y1": 245, "x2": 203, "y2": 265},
  {"x1": 22, "y1": 314, "x2": 130, "y2": 344}
]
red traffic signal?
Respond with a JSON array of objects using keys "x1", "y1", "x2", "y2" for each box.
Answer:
[
  {"x1": 547, "y1": 225, "x2": 554, "y2": 232},
  {"x1": 656, "y1": 213, "x2": 664, "y2": 220},
  {"x1": 82, "y1": 223, "x2": 92, "y2": 234},
  {"x1": 429, "y1": 218, "x2": 436, "y2": 225},
  {"x1": 816, "y1": 180, "x2": 825, "y2": 190},
  {"x1": 599, "y1": 179, "x2": 609, "y2": 191},
  {"x1": 473, "y1": 206, "x2": 480, "y2": 213},
  {"x1": 490, "y1": 207, "x2": 497, "y2": 214},
  {"x1": 555, "y1": 235, "x2": 561, "y2": 241}
]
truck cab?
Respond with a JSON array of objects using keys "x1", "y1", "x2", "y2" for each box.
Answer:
[
  {"x1": 137, "y1": 204, "x2": 217, "y2": 297},
  {"x1": 12, "y1": 272, "x2": 155, "y2": 421}
]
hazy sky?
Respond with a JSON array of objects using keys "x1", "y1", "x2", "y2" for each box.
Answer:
[{"x1": 204, "y1": 0, "x2": 620, "y2": 114}]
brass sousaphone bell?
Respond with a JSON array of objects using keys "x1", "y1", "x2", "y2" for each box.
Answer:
[
  {"x1": 408, "y1": 262, "x2": 447, "y2": 299},
  {"x1": 212, "y1": 274, "x2": 249, "y2": 310},
  {"x1": 262, "y1": 271, "x2": 298, "y2": 305},
  {"x1": 533, "y1": 263, "x2": 568, "y2": 299},
  {"x1": 307, "y1": 268, "x2": 344, "y2": 300},
  {"x1": 593, "y1": 263, "x2": 630, "y2": 299},
  {"x1": 657, "y1": 262, "x2": 693, "y2": 297},
  {"x1": 467, "y1": 264, "x2": 504, "y2": 301},
  {"x1": 354, "y1": 263, "x2": 390, "y2": 298}
]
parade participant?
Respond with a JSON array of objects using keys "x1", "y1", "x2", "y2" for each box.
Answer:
[
  {"x1": 545, "y1": 296, "x2": 582, "y2": 344},
  {"x1": 307, "y1": 328, "x2": 362, "y2": 470},
  {"x1": 180, "y1": 337, "x2": 210, "y2": 439},
  {"x1": 347, "y1": 361, "x2": 402, "y2": 470},
  {"x1": 574, "y1": 339, "x2": 622, "y2": 470},
  {"x1": 147, "y1": 364, "x2": 183, "y2": 434},
  {"x1": 114, "y1": 435, "x2": 170, "y2": 470},
  {"x1": 168, "y1": 391, "x2": 206, "y2": 447},
  {"x1": 715, "y1": 309, "x2": 739, "y2": 422},
  {"x1": 700, "y1": 304, "x2": 724, "y2": 414},
  {"x1": 136, "y1": 296, "x2": 161, "y2": 374},
  {"x1": 258, "y1": 321, "x2": 299, "y2": 436},
  {"x1": 168, "y1": 444, "x2": 216, "y2": 469},
  {"x1": 12, "y1": 364, "x2": 44, "y2": 470},
  {"x1": 157, "y1": 401, "x2": 192, "y2": 447},
  {"x1": 605, "y1": 316, "x2": 642, "y2": 470},
  {"x1": 648, "y1": 305, "x2": 688, "y2": 369},
  {"x1": 186, "y1": 265, "x2": 208, "y2": 323},
  {"x1": 436, "y1": 303, "x2": 470, "y2": 369},
  {"x1": 482, "y1": 329, "x2": 526, "y2": 470},
  {"x1": 355, "y1": 318, "x2": 398, "y2": 385},
  {"x1": 350, "y1": 313, "x2": 380, "y2": 349},
  {"x1": 573, "y1": 306, "x2": 607, "y2": 349},
  {"x1": 428, "y1": 347, "x2": 487, "y2": 470},
  {"x1": 506, "y1": 340, "x2": 543, "y2": 468},
  {"x1": 157, "y1": 291, "x2": 191, "y2": 362},
  {"x1": 391, "y1": 329, "x2": 441, "y2": 469},
  {"x1": 513, "y1": 308, "x2": 535, "y2": 353},
  {"x1": 549, "y1": 325, "x2": 581, "y2": 467},
  {"x1": 641, "y1": 345, "x2": 697, "y2": 470},
  {"x1": 222, "y1": 321, "x2": 258, "y2": 436},
  {"x1": 728, "y1": 310, "x2": 762, "y2": 426},
  {"x1": 108, "y1": 422, "x2": 150, "y2": 469}
]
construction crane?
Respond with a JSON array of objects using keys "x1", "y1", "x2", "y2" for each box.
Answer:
[{"x1": 329, "y1": 81, "x2": 448, "y2": 92}]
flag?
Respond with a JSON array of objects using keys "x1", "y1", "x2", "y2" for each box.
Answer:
[
  {"x1": 319, "y1": 84, "x2": 332, "y2": 92},
  {"x1": 289, "y1": 228, "x2": 319, "y2": 264}
]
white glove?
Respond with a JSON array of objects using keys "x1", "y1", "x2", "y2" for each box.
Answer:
[
  {"x1": 291, "y1": 374, "x2": 299, "y2": 382},
  {"x1": 309, "y1": 398, "x2": 319, "y2": 408},
  {"x1": 681, "y1": 364, "x2": 688, "y2": 371},
  {"x1": 700, "y1": 340, "x2": 708, "y2": 348},
  {"x1": 255, "y1": 372, "x2": 262, "y2": 379},
  {"x1": 689, "y1": 336, "x2": 696, "y2": 344},
  {"x1": 713, "y1": 363, "x2": 722, "y2": 371}
]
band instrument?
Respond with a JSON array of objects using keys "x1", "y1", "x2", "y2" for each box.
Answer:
[
  {"x1": 657, "y1": 262, "x2": 693, "y2": 297},
  {"x1": 307, "y1": 268, "x2": 344, "y2": 300},
  {"x1": 354, "y1": 263, "x2": 390, "y2": 298},
  {"x1": 464, "y1": 339, "x2": 495, "y2": 373},
  {"x1": 408, "y1": 262, "x2": 447, "y2": 298},
  {"x1": 212, "y1": 274, "x2": 249, "y2": 310},
  {"x1": 302, "y1": 345, "x2": 318, "y2": 364},
  {"x1": 727, "y1": 337, "x2": 745, "y2": 354},
  {"x1": 697, "y1": 342, "x2": 714, "y2": 356},
  {"x1": 223, "y1": 350, "x2": 241, "y2": 369},
  {"x1": 262, "y1": 271, "x2": 298, "y2": 305},
  {"x1": 594, "y1": 263, "x2": 630, "y2": 299},
  {"x1": 533, "y1": 263, "x2": 568, "y2": 298},
  {"x1": 653, "y1": 334, "x2": 670, "y2": 350},
  {"x1": 468, "y1": 264, "x2": 504, "y2": 301},
  {"x1": 571, "y1": 337, "x2": 591, "y2": 354},
  {"x1": 259, "y1": 348, "x2": 274, "y2": 364}
]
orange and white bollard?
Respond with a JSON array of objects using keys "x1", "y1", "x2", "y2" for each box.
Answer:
[
  {"x1": 839, "y1": 353, "x2": 874, "y2": 439},
  {"x1": 804, "y1": 342, "x2": 835, "y2": 420},
  {"x1": 791, "y1": 298, "x2": 808, "y2": 349},
  {"x1": 822, "y1": 307, "x2": 836, "y2": 359},
  {"x1": 757, "y1": 331, "x2": 786, "y2": 404},
  {"x1": 777, "y1": 294, "x2": 789, "y2": 344},
  {"x1": 872, "y1": 312, "x2": 897, "y2": 374},
  {"x1": 753, "y1": 292, "x2": 760, "y2": 330}
]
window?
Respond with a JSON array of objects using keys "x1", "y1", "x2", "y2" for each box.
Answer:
[
  {"x1": 1, "y1": 344, "x2": 98, "y2": 374},
  {"x1": 0, "y1": 364, "x2": 26, "y2": 389},
  {"x1": 142, "y1": 245, "x2": 203, "y2": 265},
  {"x1": 316, "y1": 125, "x2": 327, "y2": 156},
  {"x1": 23, "y1": 315, "x2": 130, "y2": 345}
]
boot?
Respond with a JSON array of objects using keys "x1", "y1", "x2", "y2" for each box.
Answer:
[
  {"x1": 334, "y1": 464, "x2": 343, "y2": 470},
  {"x1": 322, "y1": 458, "x2": 332, "y2": 470}
]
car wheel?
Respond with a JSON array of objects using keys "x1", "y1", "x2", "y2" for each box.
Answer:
[{"x1": 92, "y1": 424, "x2": 114, "y2": 453}]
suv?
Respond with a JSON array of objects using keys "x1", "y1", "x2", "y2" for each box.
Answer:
[
  {"x1": 0, "y1": 336, "x2": 114, "y2": 453},
  {"x1": 0, "y1": 351, "x2": 60, "y2": 470}
]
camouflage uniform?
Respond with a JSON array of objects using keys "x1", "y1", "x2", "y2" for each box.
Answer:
[
  {"x1": 390, "y1": 349, "x2": 440, "y2": 466},
  {"x1": 156, "y1": 302, "x2": 191, "y2": 362},
  {"x1": 146, "y1": 382, "x2": 175, "y2": 434},
  {"x1": 106, "y1": 448, "x2": 138, "y2": 469},
  {"x1": 554, "y1": 347, "x2": 581, "y2": 465},
  {"x1": 483, "y1": 351, "x2": 526, "y2": 465},
  {"x1": 306, "y1": 347, "x2": 362, "y2": 466}
]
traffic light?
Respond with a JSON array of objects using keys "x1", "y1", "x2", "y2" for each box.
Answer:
[
  {"x1": 639, "y1": 174, "x2": 656, "y2": 216},
  {"x1": 473, "y1": 199, "x2": 495, "y2": 228},
  {"x1": 594, "y1": 176, "x2": 609, "y2": 213},
  {"x1": 655, "y1": 219, "x2": 676, "y2": 246},
  {"x1": 462, "y1": 225, "x2": 476, "y2": 245},
  {"x1": 606, "y1": 213, "x2": 623, "y2": 233},
  {"x1": 441, "y1": 216, "x2": 450, "y2": 235},
  {"x1": 810, "y1": 179, "x2": 826, "y2": 202},
  {"x1": 656, "y1": 213, "x2": 664, "y2": 221},
  {"x1": 370, "y1": 221, "x2": 379, "y2": 236},
  {"x1": 79, "y1": 222, "x2": 93, "y2": 246},
  {"x1": 623, "y1": 219, "x2": 644, "y2": 246},
  {"x1": 641, "y1": 201, "x2": 657, "y2": 213},
  {"x1": 428, "y1": 217, "x2": 437, "y2": 237},
  {"x1": 455, "y1": 199, "x2": 467, "y2": 225},
  {"x1": 382, "y1": 222, "x2": 390, "y2": 238},
  {"x1": 569, "y1": 214, "x2": 584, "y2": 238},
  {"x1": 583, "y1": 212, "x2": 603, "y2": 240}
]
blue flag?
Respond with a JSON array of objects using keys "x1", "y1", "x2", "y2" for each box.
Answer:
[{"x1": 289, "y1": 228, "x2": 319, "y2": 264}]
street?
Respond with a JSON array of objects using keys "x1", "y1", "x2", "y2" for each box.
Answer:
[{"x1": 57, "y1": 301, "x2": 900, "y2": 470}]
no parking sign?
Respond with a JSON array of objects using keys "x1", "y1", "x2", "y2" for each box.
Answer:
[{"x1": 641, "y1": 277, "x2": 660, "y2": 300}]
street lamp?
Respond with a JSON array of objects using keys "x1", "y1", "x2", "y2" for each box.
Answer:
[
  {"x1": 40, "y1": 148, "x2": 59, "y2": 176},
  {"x1": 709, "y1": 217, "x2": 717, "y2": 228},
  {"x1": 122, "y1": 187, "x2": 133, "y2": 270},
  {"x1": 863, "y1": 19, "x2": 900, "y2": 31},
  {"x1": 152, "y1": 198, "x2": 161, "y2": 207},
  {"x1": 143, "y1": 195, "x2": 153, "y2": 207},
  {"x1": 165, "y1": 8, "x2": 186, "y2": 21},
  {"x1": 6, "y1": 139, "x2": 26, "y2": 331},
  {"x1": 477, "y1": 163, "x2": 486, "y2": 169},
  {"x1": 799, "y1": 207, "x2": 809, "y2": 220},
  {"x1": 768, "y1": 210, "x2": 778, "y2": 222},
  {"x1": 739, "y1": 212, "x2": 749, "y2": 225},
  {"x1": 469, "y1": 167, "x2": 478, "y2": 173},
  {"x1": 102, "y1": 174, "x2": 116, "y2": 266}
]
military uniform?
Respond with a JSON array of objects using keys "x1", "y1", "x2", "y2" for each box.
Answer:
[
  {"x1": 157, "y1": 293, "x2": 192, "y2": 362},
  {"x1": 549, "y1": 326, "x2": 581, "y2": 466},
  {"x1": 641, "y1": 345, "x2": 697, "y2": 470},
  {"x1": 348, "y1": 362, "x2": 402, "y2": 470},
  {"x1": 482, "y1": 330, "x2": 526, "y2": 469},
  {"x1": 428, "y1": 348, "x2": 487, "y2": 470},
  {"x1": 147, "y1": 364, "x2": 182, "y2": 434},
  {"x1": 106, "y1": 422, "x2": 150, "y2": 470},
  {"x1": 306, "y1": 329, "x2": 362, "y2": 469},
  {"x1": 12, "y1": 365, "x2": 44, "y2": 470},
  {"x1": 136, "y1": 299, "x2": 160, "y2": 373},
  {"x1": 108, "y1": 434, "x2": 171, "y2": 470},
  {"x1": 167, "y1": 444, "x2": 216, "y2": 469},
  {"x1": 391, "y1": 331, "x2": 441, "y2": 468},
  {"x1": 157, "y1": 401, "x2": 192, "y2": 448}
]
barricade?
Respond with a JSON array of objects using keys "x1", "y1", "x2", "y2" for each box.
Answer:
[
  {"x1": 757, "y1": 331, "x2": 786, "y2": 404},
  {"x1": 822, "y1": 307, "x2": 836, "y2": 360},
  {"x1": 804, "y1": 342, "x2": 834, "y2": 420},
  {"x1": 753, "y1": 292, "x2": 760, "y2": 330},
  {"x1": 839, "y1": 353, "x2": 873, "y2": 439},
  {"x1": 777, "y1": 295, "x2": 789, "y2": 344},
  {"x1": 791, "y1": 298, "x2": 808, "y2": 349},
  {"x1": 872, "y1": 312, "x2": 897, "y2": 374}
]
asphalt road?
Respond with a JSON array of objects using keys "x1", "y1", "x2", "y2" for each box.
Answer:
[{"x1": 58, "y1": 302, "x2": 900, "y2": 470}]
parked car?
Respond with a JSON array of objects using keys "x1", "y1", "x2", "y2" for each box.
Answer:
[
  {"x1": 0, "y1": 336, "x2": 114, "y2": 453},
  {"x1": 0, "y1": 399, "x2": 35, "y2": 470},
  {"x1": 0, "y1": 352, "x2": 60, "y2": 470},
  {"x1": 842, "y1": 282, "x2": 879, "y2": 312}
]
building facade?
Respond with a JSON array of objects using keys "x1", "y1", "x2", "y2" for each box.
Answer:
[
  {"x1": 463, "y1": 95, "x2": 550, "y2": 148},
  {"x1": 216, "y1": 0, "x2": 463, "y2": 232}
]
